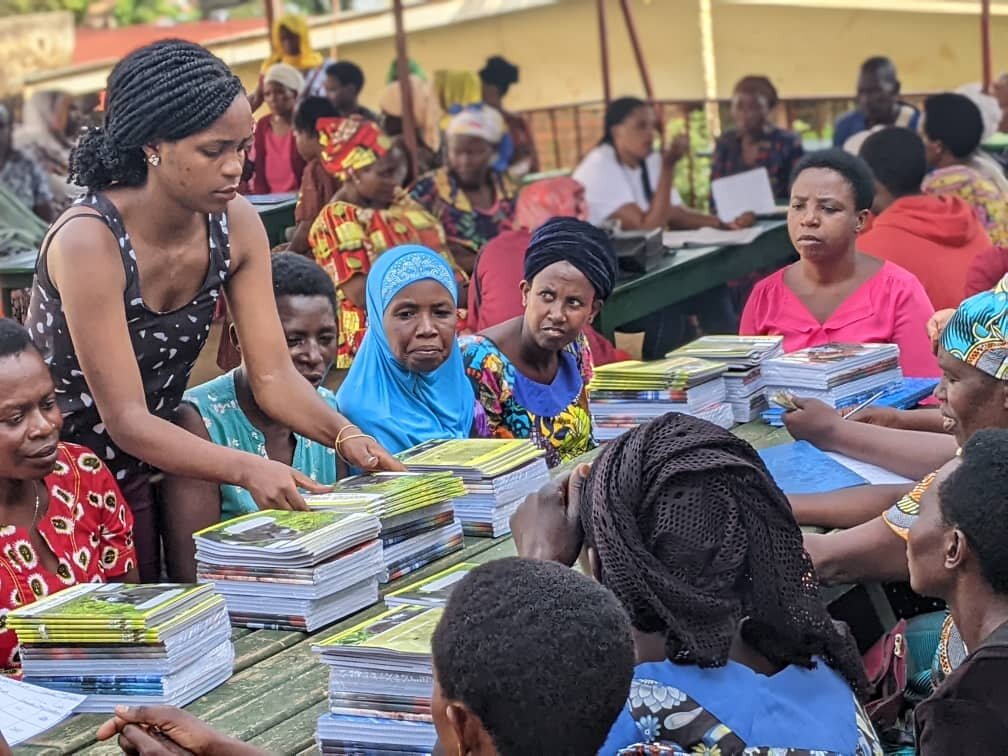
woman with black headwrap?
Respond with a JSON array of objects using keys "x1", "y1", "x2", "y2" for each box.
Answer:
[
  {"x1": 511, "y1": 412, "x2": 884, "y2": 754},
  {"x1": 459, "y1": 216, "x2": 616, "y2": 467}
]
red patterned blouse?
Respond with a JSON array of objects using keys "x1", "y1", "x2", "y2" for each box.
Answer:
[{"x1": 0, "y1": 443, "x2": 135, "y2": 673}]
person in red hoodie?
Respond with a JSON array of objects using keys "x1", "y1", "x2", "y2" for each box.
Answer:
[{"x1": 858, "y1": 126, "x2": 993, "y2": 309}]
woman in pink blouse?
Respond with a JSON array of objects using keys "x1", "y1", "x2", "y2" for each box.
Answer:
[{"x1": 741, "y1": 149, "x2": 939, "y2": 377}]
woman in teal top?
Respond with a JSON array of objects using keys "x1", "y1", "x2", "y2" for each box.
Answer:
[{"x1": 161, "y1": 253, "x2": 341, "y2": 580}]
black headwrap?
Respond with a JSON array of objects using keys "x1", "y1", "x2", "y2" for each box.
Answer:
[
  {"x1": 582, "y1": 413, "x2": 869, "y2": 698},
  {"x1": 523, "y1": 217, "x2": 618, "y2": 301}
]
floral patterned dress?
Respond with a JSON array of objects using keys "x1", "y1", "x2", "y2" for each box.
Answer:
[
  {"x1": 309, "y1": 195, "x2": 454, "y2": 369},
  {"x1": 605, "y1": 668, "x2": 884, "y2": 755},
  {"x1": 408, "y1": 167, "x2": 518, "y2": 258},
  {"x1": 0, "y1": 443, "x2": 136, "y2": 673},
  {"x1": 922, "y1": 164, "x2": 1008, "y2": 247},
  {"x1": 459, "y1": 333, "x2": 595, "y2": 468}
]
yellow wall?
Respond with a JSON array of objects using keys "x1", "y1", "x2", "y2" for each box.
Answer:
[{"x1": 231, "y1": 0, "x2": 1006, "y2": 111}]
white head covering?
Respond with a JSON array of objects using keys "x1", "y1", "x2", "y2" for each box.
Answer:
[
  {"x1": 956, "y1": 83, "x2": 1001, "y2": 141},
  {"x1": 445, "y1": 105, "x2": 505, "y2": 144},
  {"x1": 264, "y1": 63, "x2": 305, "y2": 95}
]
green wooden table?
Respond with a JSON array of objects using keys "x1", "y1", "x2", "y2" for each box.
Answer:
[
  {"x1": 0, "y1": 200, "x2": 298, "y2": 317},
  {"x1": 15, "y1": 421, "x2": 893, "y2": 754},
  {"x1": 595, "y1": 221, "x2": 796, "y2": 340}
]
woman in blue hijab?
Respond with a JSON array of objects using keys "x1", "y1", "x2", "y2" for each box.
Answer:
[{"x1": 336, "y1": 244, "x2": 476, "y2": 454}]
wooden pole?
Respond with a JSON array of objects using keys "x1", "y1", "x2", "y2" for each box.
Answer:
[
  {"x1": 596, "y1": 0, "x2": 612, "y2": 106},
  {"x1": 981, "y1": 0, "x2": 992, "y2": 91},
  {"x1": 329, "y1": 0, "x2": 340, "y2": 61},
  {"x1": 263, "y1": 0, "x2": 278, "y2": 44},
  {"x1": 392, "y1": 0, "x2": 419, "y2": 179},
  {"x1": 617, "y1": 0, "x2": 655, "y2": 102}
]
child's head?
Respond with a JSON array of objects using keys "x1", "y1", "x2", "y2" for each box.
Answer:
[
  {"x1": 431, "y1": 557, "x2": 635, "y2": 756},
  {"x1": 293, "y1": 96, "x2": 340, "y2": 162}
]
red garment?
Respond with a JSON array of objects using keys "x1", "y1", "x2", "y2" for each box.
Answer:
[
  {"x1": 250, "y1": 115, "x2": 306, "y2": 195},
  {"x1": 0, "y1": 443, "x2": 136, "y2": 673},
  {"x1": 858, "y1": 195, "x2": 993, "y2": 310},
  {"x1": 965, "y1": 246, "x2": 1008, "y2": 298},
  {"x1": 467, "y1": 229, "x2": 630, "y2": 366},
  {"x1": 740, "y1": 260, "x2": 939, "y2": 377}
]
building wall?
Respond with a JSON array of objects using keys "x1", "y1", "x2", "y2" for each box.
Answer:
[{"x1": 189, "y1": 0, "x2": 1008, "y2": 113}]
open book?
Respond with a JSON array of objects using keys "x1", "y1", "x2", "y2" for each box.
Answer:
[{"x1": 662, "y1": 224, "x2": 770, "y2": 249}]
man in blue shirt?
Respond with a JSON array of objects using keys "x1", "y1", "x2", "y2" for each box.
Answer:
[{"x1": 834, "y1": 56, "x2": 921, "y2": 151}]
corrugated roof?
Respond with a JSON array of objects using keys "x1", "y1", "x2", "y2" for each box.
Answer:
[{"x1": 72, "y1": 18, "x2": 267, "y2": 66}]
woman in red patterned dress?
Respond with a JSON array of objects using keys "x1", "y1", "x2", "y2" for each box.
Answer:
[{"x1": 0, "y1": 320, "x2": 136, "y2": 674}]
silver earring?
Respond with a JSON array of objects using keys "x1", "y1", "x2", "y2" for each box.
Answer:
[{"x1": 147, "y1": 154, "x2": 161, "y2": 167}]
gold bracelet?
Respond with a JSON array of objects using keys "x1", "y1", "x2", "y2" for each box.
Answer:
[
  {"x1": 335, "y1": 432, "x2": 379, "y2": 463},
  {"x1": 333, "y1": 424, "x2": 360, "y2": 449}
]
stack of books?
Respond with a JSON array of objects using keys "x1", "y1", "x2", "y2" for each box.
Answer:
[
  {"x1": 384, "y1": 562, "x2": 475, "y2": 609},
  {"x1": 399, "y1": 439, "x2": 549, "y2": 537},
  {"x1": 194, "y1": 509, "x2": 383, "y2": 631},
  {"x1": 8, "y1": 583, "x2": 233, "y2": 712},
  {"x1": 307, "y1": 472, "x2": 467, "y2": 582},
  {"x1": 760, "y1": 343, "x2": 904, "y2": 410},
  {"x1": 313, "y1": 605, "x2": 441, "y2": 754},
  {"x1": 588, "y1": 358, "x2": 735, "y2": 440},
  {"x1": 669, "y1": 335, "x2": 784, "y2": 422},
  {"x1": 761, "y1": 376, "x2": 939, "y2": 426}
]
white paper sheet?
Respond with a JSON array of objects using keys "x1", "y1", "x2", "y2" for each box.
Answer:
[
  {"x1": 711, "y1": 167, "x2": 777, "y2": 222},
  {"x1": 662, "y1": 225, "x2": 767, "y2": 249},
  {"x1": 825, "y1": 452, "x2": 913, "y2": 486},
  {"x1": 0, "y1": 675, "x2": 85, "y2": 746}
]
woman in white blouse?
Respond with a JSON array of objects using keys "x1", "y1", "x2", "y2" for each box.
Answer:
[{"x1": 573, "y1": 97, "x2": 754, "y2": 231}]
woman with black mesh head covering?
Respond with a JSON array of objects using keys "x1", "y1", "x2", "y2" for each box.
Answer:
[{"x1": 512, "y1": 412, "x2": 882, "y2": 754}]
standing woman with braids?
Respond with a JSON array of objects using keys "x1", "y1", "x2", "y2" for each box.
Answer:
[
  {"x1": 512, "y1": 413, "x2": 883, "y2": 755},
  {"x1": 24, "y1": 40, "x2": 401, "y2": 582}
]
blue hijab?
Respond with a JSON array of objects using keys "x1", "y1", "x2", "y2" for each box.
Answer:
[{"x1": 336, "y1": 245, "x2": 475, "y2": 454}]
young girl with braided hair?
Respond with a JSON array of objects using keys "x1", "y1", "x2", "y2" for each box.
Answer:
[
  {"x1": 512, "y1": 412, "x2": 883, "y2": 755},
  {"x1": 24, "y1": 40, "x2": 401, "y2": 582}
]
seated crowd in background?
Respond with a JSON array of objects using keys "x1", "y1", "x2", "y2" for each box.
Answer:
[{"x1": 3, "y1": 31, "x2": 1008, "y2": 756}]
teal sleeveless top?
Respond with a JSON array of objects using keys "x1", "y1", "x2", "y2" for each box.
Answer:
[{"x1": 183, "y1": 370, "x2": 340, "y2": 520}]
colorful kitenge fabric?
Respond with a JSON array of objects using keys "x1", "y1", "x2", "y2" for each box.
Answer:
[
  {"x1": 711, "y1": 127, "x2": 804, "y2": 201},
  {"x1": 610, "y1": 672, "x2": 883, "y2": 755},
  {"x1": 923, "y1": 164, "x2": 1008, "y2": 247},
  {"x1": 0, "y1": 443, "x2": 135, "y2": 673},
  {"x1": 308, "y1": 196, "x2": 453, "y2": 368},
  {"x1": 459, "y1": 333, "x2": 595, "y2": 468},
  {"x1": 318, "y1": 116, "x2": 392, "y2": 181},
  {"x1": 883, "y1": 471, "x2": 937, "y2": 540},
  {"x1": 939, "y1": 287, "x2": 1008, "y2": 379},
  {"x1": 409, "y1": 167, "x2": 518, "y2": 257}
]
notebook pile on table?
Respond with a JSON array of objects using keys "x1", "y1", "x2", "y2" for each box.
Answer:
[
  {"x1": 8, "y1": 583, "x2": 233, "y2": 712},
  {"x1": 194, "y1": 509, "x2": 383, "y2": 631},
  {"x1": 669, "y1": 335, "x2": 784, "y2": 422},
  {"x1": 307, "y1": 472, "x2": 467, "y2": 582},
  {"x1": 588, "y1": 357, "x2": 734, "y2": 440},
  {"x1": 398, "y1": 439, "x2": 549, "y2": 537},
  {"x1": 384, "y1": 562, "x2": 475, "y2": 609},
  {"x1": 760, "y1": 343, "x2": 904, "y2": 410},
  {"x1": 313, "y1": 605, "x2": 441, "y2": 755}
]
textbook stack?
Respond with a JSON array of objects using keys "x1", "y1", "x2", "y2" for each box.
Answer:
[
  {"x1": 313, "y1": 605, "x2": 442, "y2": 754},
  {"x1": 194, "y1": 509, "x2": 383, "y2": 631},
  {"x1": 306, "y1": 471, "x2": 467, "y2": 582},
  {"x1": 399, "y1": 439, "x2": 549, "y2": 538},
  {"x1": 669, "y1": 335, "x2": 784, "y2": 422},
  {"x1": 760, "y1": 343, "x2": 904, "y2": 410},
  {"x1": 385, "y1": 562, "x2": 476, "y2": 609},
  {"x1": 8, "y1": 583, "x2": 233, "y2": 712},
  {"x1": 588, "y1": 358, "x2": 735, "y2": 440}
]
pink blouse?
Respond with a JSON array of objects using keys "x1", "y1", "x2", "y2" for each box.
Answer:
[{"x1": 740, "y1": 260, "x2": 940, "y2": 377}]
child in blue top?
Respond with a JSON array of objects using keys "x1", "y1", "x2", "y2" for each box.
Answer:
[{"x1": 161, "y1": 253, "x2": 340, "y2": 580}]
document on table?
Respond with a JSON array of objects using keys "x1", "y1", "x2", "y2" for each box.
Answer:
[
  {"x1": 662, "y1": 225, "x2": 768, "y2": 249},
  {"x1": 0, "y1": 675, "x2": 85, "y2": 746},
  {"x1": 826, "y1": 452, "x2": 913, "y2": 486},
  {"x1": 711, "y1": 167, "x2": 777, "y2": 222}
]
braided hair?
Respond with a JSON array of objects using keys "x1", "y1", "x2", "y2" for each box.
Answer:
[
  {"x1": 581, "y1": 412, "x2": 869, "y2": 698},
  {"x1": 70, "y1": 39, "x2": 244, "y2": 191}
]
